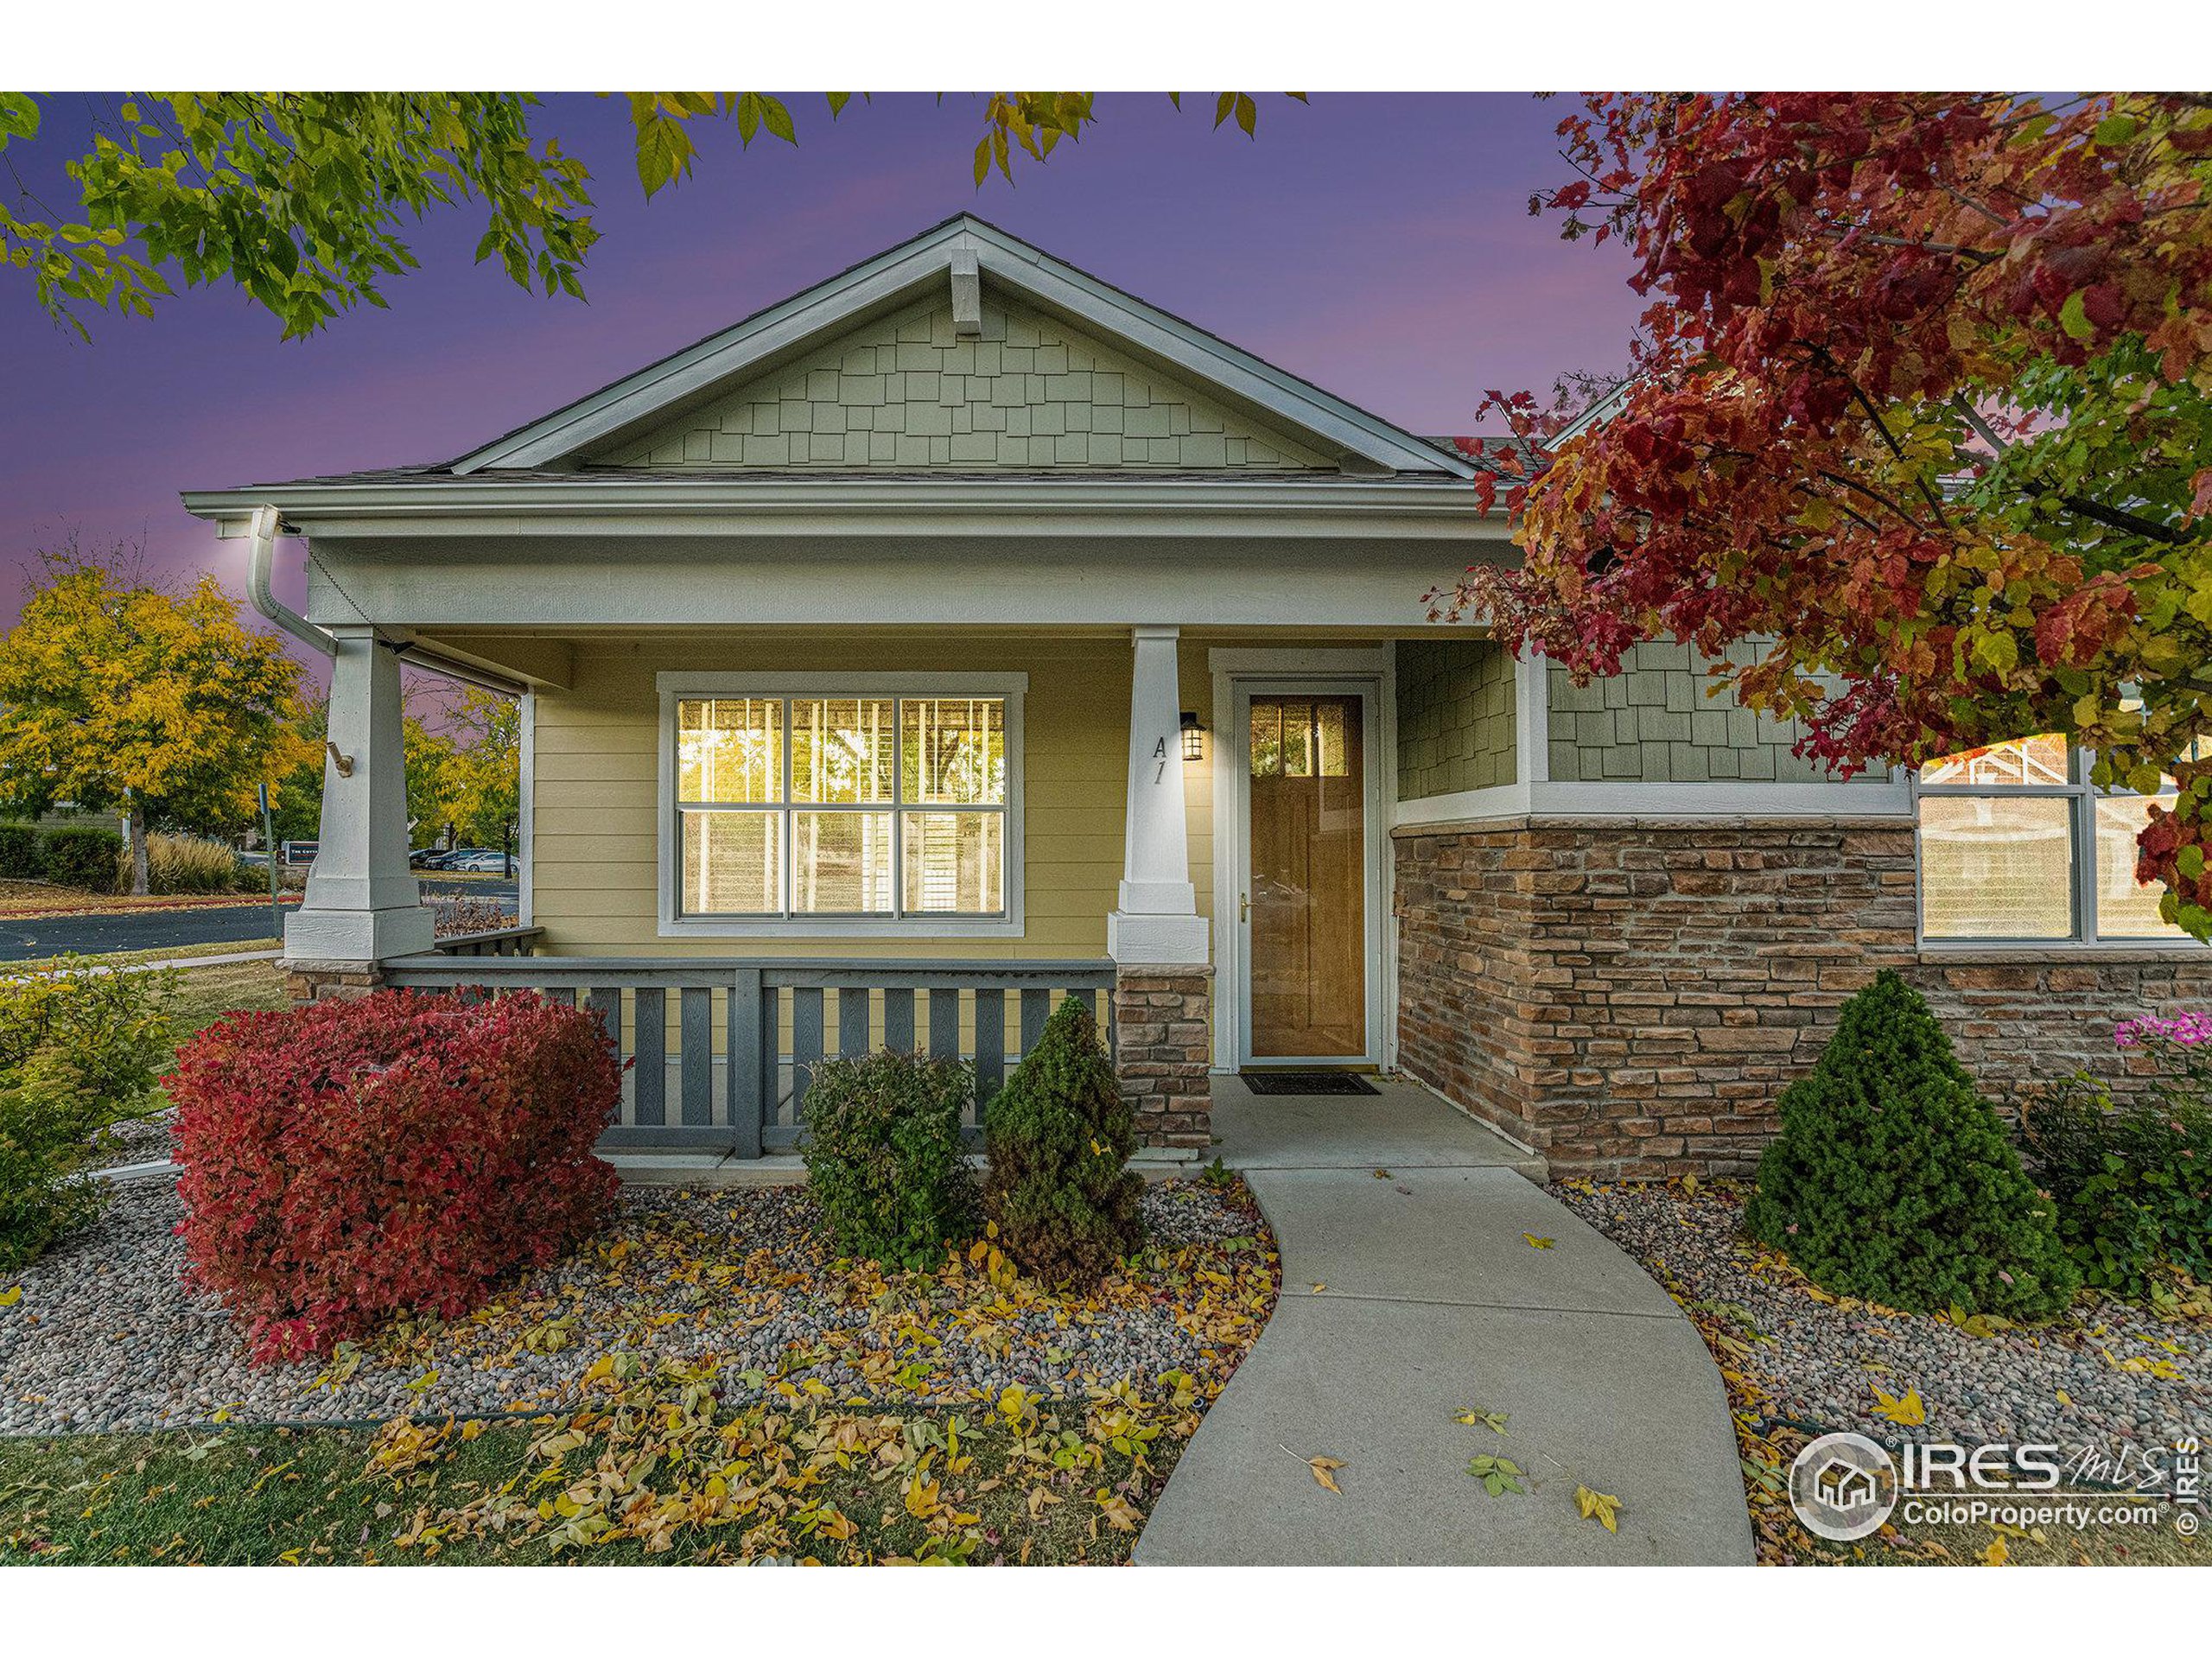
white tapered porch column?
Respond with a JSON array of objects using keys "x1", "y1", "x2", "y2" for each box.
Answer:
[
  {"x1": 284, "y1": 624, "x2": 434, "y2": 965},
  {"x1": 1107, "y1": 625, "x2": 1208, "y2": 965}
]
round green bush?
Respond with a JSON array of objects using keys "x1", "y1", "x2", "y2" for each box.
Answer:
[
  {"x1": 1745, "y1": 969, "x2": 2080, "y2": 1321},
  {"x1": 35, "y1": 825, "x2": 124, "y2": 893},
  {"x1": 799, "y1": 1050, "x2": 978, "y2": 1271},
  {"x1": 982, "y1": 996, "x2": 1143, "y2": 1287}
]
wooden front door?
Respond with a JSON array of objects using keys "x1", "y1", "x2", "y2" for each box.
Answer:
[{"x1": 1245, "y1": 692, "x2": 1367, "y2": 1059}]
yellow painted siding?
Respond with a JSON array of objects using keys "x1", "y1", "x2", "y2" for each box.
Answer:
[
  {"x1": 527, "y1": 627, "x2": 1368, "y2": 958},
  {"x1": 530, "y1": 632, "x2": 1136, "y2": 960}
]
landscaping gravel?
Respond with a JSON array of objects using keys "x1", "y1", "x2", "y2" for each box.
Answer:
[
  {"x1": 0, "y1": 1179, "x2": 1274, "y2": 1438},
  {"x1": 1555, "y1": 1179, "x2": 2209, "y2": 1457}
]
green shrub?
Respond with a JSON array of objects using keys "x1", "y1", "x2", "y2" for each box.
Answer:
[
  {"x1": 0, "y1": 1072, "x2": 106, "y2": 1271},
  {"x1": 0, "y1": 823, "x2": 35, "y2": 880},
  {"x1": 800, "y1": 1049, "x2": 978, "y2": 1270},
  {"x1": 1745, "y1": 970, "x2": 2080, "y2": 1321},
  {"x1": 2019, "y1": 1031, "x2": 2212, "y2": 1298},
  {"x1": 982, "y1": 997, "x2": 1143, "y2": 1286},
  {"x1": 35, "y1": 824, "x2": 124, "y2": 893},
  {"x1": 0, "y1": 963, "x2": 177, "y2": 1128},
  {"x1": 121, "y1": 830, "x2": 244, "y2": 895}
]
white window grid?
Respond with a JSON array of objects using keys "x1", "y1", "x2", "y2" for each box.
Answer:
[{"x1": 658, "y1": 674, "x2": 1024, "y2": 937}]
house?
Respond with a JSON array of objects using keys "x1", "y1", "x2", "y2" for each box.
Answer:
[{"x1": 181, "y1": 216, "x2": 2212, "y2": 1174}]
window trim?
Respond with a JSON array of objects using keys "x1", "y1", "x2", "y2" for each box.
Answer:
[
  {"x1": 656, "y1": 671, "x2": 1026, "y2": 938},
  {"x1": 1911, "y1": 739, "x2": 2201, "y2": 950}
]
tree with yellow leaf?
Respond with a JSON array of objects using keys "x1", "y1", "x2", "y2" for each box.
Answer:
[
  {"x1": 0, "y1": 539, "x2": 308, "y2": 893},
  {"x1": 437, "y1": 687, "x2": 521, "y2": 847}
]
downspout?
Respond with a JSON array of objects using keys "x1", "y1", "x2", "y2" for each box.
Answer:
[
  {"x1": 246, "y1": 505, "x2": 336, "y2": 658},
  {"x1": 245, "y1": 505, "x2": 526, "y2": 696}
]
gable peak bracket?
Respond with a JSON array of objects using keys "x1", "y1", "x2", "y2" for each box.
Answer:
[{"x1": 949, "y1": 248, "x2": 982, "y2": 339}]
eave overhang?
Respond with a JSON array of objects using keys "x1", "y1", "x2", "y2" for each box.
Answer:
[{"x1": 181, "y1": 474, "x2": 1510, "y2": 543}]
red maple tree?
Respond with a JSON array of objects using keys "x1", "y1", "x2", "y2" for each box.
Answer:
[{"x1": 1445, "y1": 92, "x2": 2212, "y2": 938}]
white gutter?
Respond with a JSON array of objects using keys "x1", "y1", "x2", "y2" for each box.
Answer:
[
  {"x1": 245, "y1": 504, "x2": 527, "y2": 697},
  {"x1": 187, "y1": 477, "x2": 1507, "y2": 545}
]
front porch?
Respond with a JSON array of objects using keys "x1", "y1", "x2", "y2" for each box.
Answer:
[{"x1": 282, "y1": 613, "x2": 1460, "y2": 1154}]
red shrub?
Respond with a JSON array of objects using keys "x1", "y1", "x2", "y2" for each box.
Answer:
[{"x1": 169, "y1": 989, "x2": 620, "y2": 1362}]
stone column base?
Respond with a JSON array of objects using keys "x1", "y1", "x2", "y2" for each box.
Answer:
[
  {"x1": 284, "y1": 958, "x2": 389, "y2": 1006},
  {"x1": 1112, "y1": 963, "x2": 1213, "y2": 1150}
]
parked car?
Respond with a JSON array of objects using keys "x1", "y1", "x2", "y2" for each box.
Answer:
[
  {"x1": 442, "y1": 849, "x2": 511, "y2": 874},
  {"x1": 410, "y1": 847, "x2": 454, "y2": 868}
]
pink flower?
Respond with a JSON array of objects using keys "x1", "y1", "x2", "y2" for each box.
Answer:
[
  {"x1": 2115, "y1": 1010, "x2": 2212, "y2": 1049},
  {"x1": 1786, "y1": 1223, "x2": 1799, "y2": 1235}
]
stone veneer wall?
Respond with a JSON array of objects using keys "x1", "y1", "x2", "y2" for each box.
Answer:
[
  {"x1": 1393, "y1": 816, "x2": 2212, "y2": 1178},
  {"x1": 1112, "y1": 965, "x2": 1213, "y2": 1151},
  {"x1": 284, "y1": 959, "x2": 386, "y2": 1004}
]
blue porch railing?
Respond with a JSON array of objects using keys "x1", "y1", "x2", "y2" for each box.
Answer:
[{"x1": 383, "y1": 945, "x2": 1116, "y2": 1158}]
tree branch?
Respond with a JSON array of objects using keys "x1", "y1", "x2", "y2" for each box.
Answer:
[
  {"x1": 1815, "y1": 469, "x2": 1929, "y2": 531},
  {"x1": 1829, "y1": 372, "x2": 1953, "y2": 530},
  {"x1": 1952, "y1": 393, "x2": 2185, "y2": 546}
]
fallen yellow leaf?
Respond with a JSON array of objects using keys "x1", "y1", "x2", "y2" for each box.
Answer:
[
  {"x1": 1980, "y1": 1535, "x2": 2009, "y2": 1567},
  {"x1": 0, "y1": 1286, "x2": 20, "y2": 1306},
  {"x1": 1523, "y1": 1234, "x2": 1555, "y2": 1250},
  {"x1": 1311, "y1": 1283, "x2": 1327, "y2": 1294},
  {"x1": 1306, "y1": 1455, "x2": 1345, "y2": 1493},
  {"x1": 1872, "y1": 1385, "x2": 1926, "y2": 1427},
  {"x1": 1575, "y1": 1484, "x2": 1622, "y2": 1533}
]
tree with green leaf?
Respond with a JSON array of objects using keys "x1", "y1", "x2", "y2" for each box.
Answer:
[{"x1": 1, "y1": 92, "x2": 1295, "y2": 339}]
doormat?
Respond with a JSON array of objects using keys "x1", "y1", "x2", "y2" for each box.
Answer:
[{"x1": 1240, "y1": 1071, "x2": 1380, "y2": 1096}]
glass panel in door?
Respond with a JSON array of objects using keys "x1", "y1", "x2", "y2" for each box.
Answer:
[{"x1": 1248, "y1": 693, "x2": 1365, "y2": 1058}]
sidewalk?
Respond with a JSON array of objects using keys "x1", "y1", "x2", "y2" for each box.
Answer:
[{"x1": 1133, "y1": 1082, "x2": 1755, "y2": 1565}]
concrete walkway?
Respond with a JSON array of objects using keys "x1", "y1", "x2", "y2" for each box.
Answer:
[{"x1": 1135, "y1": 1080, "x2": 1755, "y2": 1566}]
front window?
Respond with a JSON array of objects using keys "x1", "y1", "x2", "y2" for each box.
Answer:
[
  {"x1": 670, "y1": 682, "x2": 1014, "y2": 926},
  {"x1": 1915, "y1": 735, "x2": 2190, "y2": 944}
]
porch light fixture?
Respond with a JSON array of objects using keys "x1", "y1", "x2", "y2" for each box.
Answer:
[{"x1": 1180, "y1": 710, "x2": 1205, "y2": 763}]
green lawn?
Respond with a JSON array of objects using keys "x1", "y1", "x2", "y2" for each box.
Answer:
[
  {"x1": 0, "y1": 1404, "x2": 1174, "y2": 1565},
  {"x1": 11, "y1": 942, "x2": 285, "y2": 982},
  {"x1": 165, "y1": 957, "x2": 289, "y2": 1048}
]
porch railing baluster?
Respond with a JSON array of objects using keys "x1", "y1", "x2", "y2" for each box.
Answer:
[
  {"x1": 680, "y1": 986, "x2": 713, "y2": 1128},
  {"x1": 728, "y1": 966, "x2": 764, "y2": 1160},
  {"x1": 791, "y1": 987, "x2": 825, "y2": 1118},
  {"x1": 836, "y1": 985, "x2": 870, "y2": 1058},
  {"x1": 883, "y1": 987, "x2": 916, "y2": 1054},
  {"x1": 974, "y1": 988, "x2": 1007, "y2": 1118},
  {"x1": 633, "y1": 987, "x2": 666, "y2": 1128}
]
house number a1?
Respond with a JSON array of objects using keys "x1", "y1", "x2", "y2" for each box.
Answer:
[{"x1": 1153, "y1": 735, "x2": 1168, "y2": 784}]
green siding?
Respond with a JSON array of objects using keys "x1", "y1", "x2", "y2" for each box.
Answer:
[
  {"x1": 1396, "y1": 639, "x2": 1516, "y2": 798},
  {"x1": 597, "y1": 292, "x2": 1333, "y2": 472},
  {"x1": 1546, "y1": 640, "x2": 1855, "y2": 783}
]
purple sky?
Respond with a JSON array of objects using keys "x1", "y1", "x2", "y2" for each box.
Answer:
[{"x1": 0, "y1": 92, "x2": 1642, "y2": 644}]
